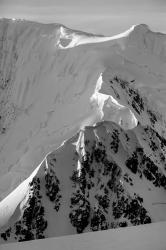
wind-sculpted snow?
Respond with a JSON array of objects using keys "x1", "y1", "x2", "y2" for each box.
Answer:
[
  {"x1": 0, "y1": 18, "x2": 166, "y2": 244},
  {"x1": 0, "y1": 19, "x2": 166, "y2": 201}
]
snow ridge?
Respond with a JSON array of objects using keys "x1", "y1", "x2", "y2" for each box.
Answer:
[
  {"x1": 1, "y1": 120, "x2": 166, "y2": 243},
  {"x1": 0, "y1": 19, "x2": 166, "y2": 244}
]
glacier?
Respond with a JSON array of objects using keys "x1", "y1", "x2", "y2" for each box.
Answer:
[{"x1": 0, "y1": 18, "x2": 166, "y2": 247}]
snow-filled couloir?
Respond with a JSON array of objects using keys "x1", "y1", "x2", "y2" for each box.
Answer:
[{"x1": 0, "y1": 18, "x2": 166, "y2": 243}]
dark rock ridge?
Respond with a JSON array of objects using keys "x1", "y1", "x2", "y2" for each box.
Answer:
[
  {"x1": 1, "y1": 120, "x2": 166, "y2": 243},
  {"x1": 0, "y1": 19, "x2": 166, "y2": 244}
]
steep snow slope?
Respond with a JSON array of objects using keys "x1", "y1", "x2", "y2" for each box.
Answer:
[
  {"x1": 1, "y1": 221, "x2": 166, "y2": 250},
  {"x1": 0, "y1": 19, "x2": 166, "y2": 202},
  {"x1": 0, "y1": 121, "x2": 166, "y2": 243},
  {"x1": 0, "y1": 19, "x2": 166, "y2": 244}
]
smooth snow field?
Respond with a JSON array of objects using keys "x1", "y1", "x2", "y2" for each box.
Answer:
[{"x1": 1, "y1": 221, "x2": 166, "y2": 250}]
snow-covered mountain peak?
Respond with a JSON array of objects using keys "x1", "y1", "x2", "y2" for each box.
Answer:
[
  {"x1": 1, "y1": 119, "x2": 166, "y2": 243},
  {"x1": 0, "y1": 19, "x2": 166, "y2": 244},
  {"x1": 130, "y1": 23, "x2": 150, "y2": 34},
  {"x1": 58, "y1": 23, "x2": 157, "y2": 50},
  {"x1": 0, "y1": 18, "x2": 165, "y2": 193}
]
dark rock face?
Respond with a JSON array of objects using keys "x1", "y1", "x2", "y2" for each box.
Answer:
[
  {"x1": 45, "y1": 166, "x2": 62, "y2": 212},
  {"x1": 112, "y1": 188, "x2": 151, "y2": 225},
  {"x1": 68, "y1": 131, "x2": 153, "y2": 233},
  {"x1": 108, "y1": 75, "x2": 163, "y2": 132},
  {"x1": 1, "y1": 178, "x2": 47, "y2": 242},
  {"x1": 110, "y1": 129, "x2": 120, "y2": 153},
  {"x1": 0, "y1": 20, "x2": 166, "y2": 245},
  {"x1": 1, "y1": 118, "x2": 166, "y2": 243},
  {"x1": 109, "y1": 76, "x2": 145, "y2": 115},
  {"x1": 69, "y1": 192, "x2": 90, "y2": 233}
]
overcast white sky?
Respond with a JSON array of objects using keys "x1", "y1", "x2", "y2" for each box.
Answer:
[{"x1": 0, "y1": 0, "x2": 166, "y2": 35}]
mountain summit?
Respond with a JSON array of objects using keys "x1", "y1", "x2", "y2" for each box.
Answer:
[{"x1": 0, "y1": 19, "x2": 166, "y2": 243}]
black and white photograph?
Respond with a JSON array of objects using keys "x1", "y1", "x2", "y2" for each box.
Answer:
[{"x1": 0, "y1": 0, "x2": 166, "y2": 249}]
